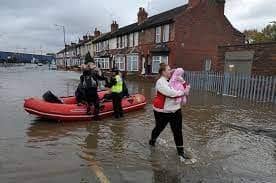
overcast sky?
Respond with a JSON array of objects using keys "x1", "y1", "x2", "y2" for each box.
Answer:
[{"x1": 0, "y1": 0, "x2": 275, "y2": 54}]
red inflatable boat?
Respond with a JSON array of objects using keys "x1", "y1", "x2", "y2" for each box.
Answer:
[{"x1": 24, "y1": 91, "x2": 146, "y2": 122}]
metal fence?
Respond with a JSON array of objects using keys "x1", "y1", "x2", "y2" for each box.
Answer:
[{"x1": 184, "y1": 71, "x2": 276, "y2": 104}]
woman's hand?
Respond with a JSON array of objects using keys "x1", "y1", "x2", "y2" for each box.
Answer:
[
  {"x1": 177, "y1": 76, "x2": 184, "y2": 83},
  {"x1": 184, "y1": 84, "x2": 191, "y2": 96}
]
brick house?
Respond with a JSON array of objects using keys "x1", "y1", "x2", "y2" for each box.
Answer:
[
  {"x1": 56, "y1": 35, "x2": 95, "y2": 68},
  {"x1": 93, "y1": 0, "x2": 244, "y2": 74},
  {"x1": 217, "y1": 42, "x2": 276, "y2": 76}
]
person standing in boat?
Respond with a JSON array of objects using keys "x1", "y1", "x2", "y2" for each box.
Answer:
[
  {"x1": 75, "y1": 64, "x2": 88, "y2": 105},
  {"x1": 149, "y1": 63, "x2": 191, "y2": 162},
  {"x1": 109, "y1": 68, "x2": 124, "y2": 119},
  {"x1": 81, "y1": 61, "x2": 106, "y2": 120}
]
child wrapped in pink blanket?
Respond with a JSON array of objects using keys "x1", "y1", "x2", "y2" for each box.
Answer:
[{"x1": 169, "y1": 68, "x2": 190, "y2": 105}]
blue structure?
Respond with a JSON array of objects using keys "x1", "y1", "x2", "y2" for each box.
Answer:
[{"x1": 0, "y1": 51, "x2": 55, "y2": 64}]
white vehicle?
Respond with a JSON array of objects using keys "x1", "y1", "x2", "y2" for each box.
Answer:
[{"x1": 50, "y1": 64, "x2": 57, "y2": 70}]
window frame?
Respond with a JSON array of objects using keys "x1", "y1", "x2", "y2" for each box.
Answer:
[
  {"x1": 124, "y1": 35, "x2": 128, "y2": 48},
  {"x1": 129, "y1": 33, "x2": 134, "y2": 47},
  {"x1": 115, "y1": 56, "x2": 125, "y2": 71},
  {"x1": 163, "y1": 24, "x2": 170, "y2": 42},
  {"x1": 134, "y1": 32, "x2": 139, "y2": 46},
  {"x1": 95, "y1": 57, "x2": 110, "y2": 70},
  {"x1": 120, "y1": 37, "x2": 123, "y2": 48},
  {"x1": 155, "y1": 26, "x2": 161, "y2": 43},
  {"x1": 127, "y1": 55, "x2": 139, "y2": 71},
  {"x1": 152, "y1": 56, "x2": 168, "y2": 74}
]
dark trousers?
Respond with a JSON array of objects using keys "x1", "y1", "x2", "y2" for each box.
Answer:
[
  {"x1": 111, "y1": 92, "x2": 123, "y2": 117},
  {"x1": 150, "y1": 110, "x2": 184, "y2": 155},
  {"x1": 85, "y1": 89, "x2": 99, "y2": 116}
]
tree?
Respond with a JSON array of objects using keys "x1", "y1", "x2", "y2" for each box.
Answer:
[
  {"x1": 243, "y1": 22, "x2": 276, "y2": 43},
  {"x1": 84, "y1": 52, "x2": 93, "y2": 64},
  {"x1": 262, "y1": 22, "x2": 276, "y2": 41},
  {"x1": 46, "y1": 53, "x2": 55, "y2": 56}
]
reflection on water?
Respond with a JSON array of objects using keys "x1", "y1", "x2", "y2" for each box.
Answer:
[{"x1": 0, "y1": 65, "x2": 275, "y2": 183}]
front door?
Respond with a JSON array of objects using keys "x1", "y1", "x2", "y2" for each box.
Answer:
[
  {"x1": 141, "y1": 57, "x2": 146, "y2": 75},
  {"x1": 225, "y1": 61, "x2": 252, "y2": 75}
]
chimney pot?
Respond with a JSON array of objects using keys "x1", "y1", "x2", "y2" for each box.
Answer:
[
  {"x1": 94, "y1": 28, "x2": 101, "y2": 37},
  {"x1": 137, "y1": 7, "x2": 148, "y2": 24},
  {"x1": 188, "y1": 0, "x2": 201, "y2": 8},
  {"x1": 111, "y1": 20, "x2": 119, "y2": 32}
]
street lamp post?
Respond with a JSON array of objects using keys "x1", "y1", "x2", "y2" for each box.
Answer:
[{"x1": 55, "y1": 24, "x2": 67, "y2": 69}]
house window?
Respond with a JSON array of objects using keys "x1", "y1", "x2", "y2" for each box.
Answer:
[
  {"x1": 103, "y1": 58, "x2": 110, "y2": 69},
  {"x1": 204, "y1": 59, "x2": 212, "y2": 71},
  {"x1": 97, "y1": 43, "x2": 101, "y2": 52},
  {"x1": 96, "y1": 44, "x2": 98, "y2": 52},
  {"x1": 122, "y1": 36, "x2": 125, "y2": 48},
  {"x1": 115, "y1": 56, "x2": 125, "y2": 71},
  {"x1": 163, "y1": 24, "x2": 170, "y2": 42},
  {"x1": 119, "y1": 37, "x2": 123, "y2": 48},
  {"x1": 134, "y1": 32, "x2": 139, "y2": 46},
  {"x1": 127, "y1": 55, "x2": 139, "y2": 71},
  {"x1": 152, "y1": 56, "x2": 168, "y2": 73},
  {"x1": 99, "y1": 42, "x2": 103, "y2": 51},
  {"x1": 155, "y1": 26, "x2": 161, "y2": 43},
  {"x1": 95, "y1": 58, "x2": 100, "y2": 68},
  {"x1": 103, "y1": 41, "x2": 108, "y2": 50},
  {"x1": 116, "y1": 37, "x2": 119, "y2": 48},
  {"x1": 129, "y1": 33, "x2": 134, "y2": 47},
  {"x1": 95, "y1": 57, "x2": 110, "y2": 69},
  {"x1": 124, "y1": 35, "x2": 128, "y2": 48},
  {"x1": 110, "y1": 38, "x2": 116, "y2": 49},
  {"x1": 117, "y1": 37, "x2": 123, "y2": 48}
]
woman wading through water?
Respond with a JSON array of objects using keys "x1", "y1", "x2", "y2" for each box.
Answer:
[{"x1": 149, "y1": 63, "x2": 191, "y2": 162}]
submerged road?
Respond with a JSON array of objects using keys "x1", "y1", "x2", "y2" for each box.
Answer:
[{"x1": 0, "y1": 65, "x2": 275, "y2": 183}]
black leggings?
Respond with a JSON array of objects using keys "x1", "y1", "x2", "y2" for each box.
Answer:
[
  {"x1": 111, "y1": 92, "x2": 123, "y2": 117},
  {"x1": 85, "y1": 89, "x2": 99, "y2": 116},
  {"x1": 150, "y1": 110, "x2": 184, "y2": 155}
]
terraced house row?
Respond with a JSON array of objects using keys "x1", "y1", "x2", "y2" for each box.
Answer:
[{"x1": 56, "y1": 0, "x2": 245, "y2": 74}]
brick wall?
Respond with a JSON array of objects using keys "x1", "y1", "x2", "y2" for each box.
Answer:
[
  {"x1": 138, "y1": 23, "x2": 176, "y2": 71},
  {"x1": 217, "y1": 42, "x2": 276, "y2": 76},
  {"x1": 174, "y1": 1, "x2": 244, "y2": 71}
]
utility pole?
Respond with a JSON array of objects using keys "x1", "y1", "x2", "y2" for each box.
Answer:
[
  {"x1": 40, "y1": 45, "x2": 43, "y2": 63},
  {"x1": 55, "y1": 24, "x2": 67, "y2": 69},
  {"x1": 22, "y1": 48, "x2": 27, "y2": 63}
]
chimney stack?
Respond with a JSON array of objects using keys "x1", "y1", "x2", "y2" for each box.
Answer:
[
  {"x1": 83, "y1": 35, "x2": 88, "y2": 41},
  {"x1": 188, "y1": 0, "x2": 201, "y2": 8},
  {"x1": 111, "y1": 21, "x2": 119, "y2": 32},
  {"x1": 94, "y1": 28, "x2": 101, "y2": 37},
  {"x1": 216, "y1": 0, "x2": 225, "y2": 15},
  {"x1": 137, "y1": 7, "x2": 148, "y2": 24}
]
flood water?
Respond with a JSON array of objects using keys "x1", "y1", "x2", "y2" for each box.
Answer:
[{"x1": 0, "y1": 65, "x2": 275, "y2": 183}]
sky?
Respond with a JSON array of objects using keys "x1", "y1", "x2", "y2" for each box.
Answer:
[{"x1": 0, "y1": 0, "x2": 275, "y2": 54}]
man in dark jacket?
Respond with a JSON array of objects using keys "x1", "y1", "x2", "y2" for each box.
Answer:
[{"x1": 81, "y1": 62, "x2": 106, "y2": 120}]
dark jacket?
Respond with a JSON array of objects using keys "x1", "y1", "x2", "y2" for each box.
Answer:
[
  {"x1": 80, "y1": 68, "x2": 107, "y2": 88},
  {"x1": 75, "y1": 83, "x2": 86, "y2": 103}
]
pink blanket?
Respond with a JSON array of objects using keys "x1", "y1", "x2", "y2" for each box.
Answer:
[{"x1": 169, "y1": 68, "x2": 190, "y2": 105}]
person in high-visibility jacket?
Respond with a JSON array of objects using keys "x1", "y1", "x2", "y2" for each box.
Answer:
[{"x1": 110, "y1": 68, "x2": 124, "y2": 118}]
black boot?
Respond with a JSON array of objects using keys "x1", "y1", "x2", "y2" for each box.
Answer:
[
  {"x1": 86, "y1": 107, "x2": 92, "y2": 115},
  {"x1": 177, "y1": 147, "x2": 190, "y2": 162},
  {"x1": 119, "y1": 112, "x2": 124, "y2": 118},
  {"x1": 149, "y1": 139, "x2": 156, "y2": 146},
  {"x1": 93, "y1": 115, "x2": 101, "y2": 121}
]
